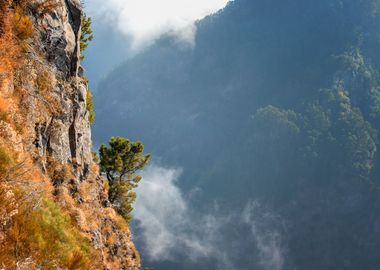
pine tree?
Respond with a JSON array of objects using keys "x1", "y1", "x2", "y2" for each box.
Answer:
[
  {"x1": 99, "y1": 137, "x2": 151, "y2": 223},
  {"x1": 80, "y1": 14, "x2": 93, "y2": 61}
]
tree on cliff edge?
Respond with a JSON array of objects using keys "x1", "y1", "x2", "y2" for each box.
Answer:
[{"x1": 99, "y1": 136, "x2": 150, "y2": 223}]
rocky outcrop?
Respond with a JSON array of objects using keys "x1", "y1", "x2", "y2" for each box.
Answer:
[
  {"x1": 38, "y1": 0, "x2": 81, "y2": 77},
  {"x1": 31, "y1": 77, "x2": 92, "y2": 178},
  {"x1": 26, "y1": 0, "x2": 91, "y2": 178}
]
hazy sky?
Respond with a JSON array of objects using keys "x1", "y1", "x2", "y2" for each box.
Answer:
[{"x1": 86, "y1": 0, "x2": 230, "y2": 49}]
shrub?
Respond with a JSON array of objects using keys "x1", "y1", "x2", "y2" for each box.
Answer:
[
  {"x1": 92, "y1": 151, "x2": 99, "y2": 163},
  {"x1": 0, "y1": 1, "x2": 12, "y2": 34},
  {"x1": 35, "y1": 70, "x2": 51, "y2": 93},
  {"x1": 48, "y1": 161, "x2": 73, "y2": 187},
  {"x1": 0, "y1": 146, "x2": 13, "y2": 178},
  {"x1": 13, "y1": 6, "x2": 33, "y2": 40},
  {"x1": 0, "y1": 3, "x2": 21, "y2": 76},
  {"x1": 0, "y1": 111, "x2": 9, "y2": 122},
  {"x1": 86, "y1": 89, "x2": 95, "y2": 124},
  {"x1": 80, "y1": 14, "x2": 93, "y2": 61},
  {"x1": 3, "y1": 198, "x2": 95, "y2": 269}
]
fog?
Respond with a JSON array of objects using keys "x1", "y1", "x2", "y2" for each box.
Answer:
[
  {"x1": 88, "y1": 0, "x2": 380, "y2": 269},
  {"x1": 85, "y1": 0, "x2": 229, "y2": 49}
]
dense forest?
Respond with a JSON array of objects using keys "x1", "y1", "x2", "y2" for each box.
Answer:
[{"x1": 94, "y1": 0, "x2": 380, "y2": 269}]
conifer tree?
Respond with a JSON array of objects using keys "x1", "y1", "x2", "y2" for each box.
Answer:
[
  {"x1": 80, "y1": 14, "x2": 93, "y2": 60},
  {"x1": 99, "y1": 137, "x2": 151, "y2": 223}
]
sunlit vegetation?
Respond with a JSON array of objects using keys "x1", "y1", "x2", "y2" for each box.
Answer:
[
  {"x1": 47, "y1": 156, "x2": 74, "y2": 187},
  {"x1": 86, "y1": 88, "x2": 95, "y2": 124},
  {"x1": 0, "y1": 1, "x2": 22, "y2": 76},
  {"x1": 1, "y1": 198, "x2": 95, "y2": 269},
  {"x1": 13, "y1": 6, "x2": 33, "y2": 40},
  {"x1": 35, "y1": 70, "x2": 52, "y2": 93},
  {"x1": 0, "y1": 143, "x2": 100, "y2": 269},
  {"x1": 0, "y1": 2, "x2": 104, "y2": 269},
  {"x1": 0, "y1": 145, "x2": 13, "y2": 177},
  {"x1": 80, "y1": 14, "x2": 93, "y2": 61},
  {"x1": 99, "y1": 136, "x2": 151, "y2": 223}
]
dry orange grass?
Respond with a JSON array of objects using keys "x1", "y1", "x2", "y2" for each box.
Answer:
[
  {"x1": 47, "y1": 156, "x2": 74, "y2": 186},
  {"x1": 34, "y1": 67, "x2": 61, "y2": 114},
  {"x1": 0, "y1": 96, "x2": 11, "y2": 112},
  {"x1": 12, "y1": 153, "x2": 51, "y2": 189},
  {"x1": 0, "y1": 1, "x2": 32, "y2": 88},
  {"x1": 0, "y1": 29, "x2": 19, "y2": 81},
  {"x1": 0, "y1": 96, "x2": 11, "y2": 122},
  {"x1": 32, "y1": 0, "x2": 61, "y2": 16},
  {"x1": 13, "y1": 6, "x2": 33, "y2": 40}
]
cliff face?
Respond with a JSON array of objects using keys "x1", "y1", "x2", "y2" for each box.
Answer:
[
  {"x1": 0, "y1": 1, "x2": 140, "y2": 269},
  {"x1": 31, "y1": 0, "x2": 91, "y2": 178}
]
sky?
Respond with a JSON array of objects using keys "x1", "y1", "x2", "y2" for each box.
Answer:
[{"x1": 86, "y1": 0, "x2": 230, "y2": 49}]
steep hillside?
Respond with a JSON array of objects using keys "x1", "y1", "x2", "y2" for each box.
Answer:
[
  {"x1": 93, "y1": 0, "x2": 380, "y2": 269},
  {"x1": 0, "y1": 1, "x2": 140, "y2": 269}
]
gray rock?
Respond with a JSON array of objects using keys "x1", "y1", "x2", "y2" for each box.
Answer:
[
  {"x1": 31, "y1": 1, "x2": 91, "y2": 178},
  {"x1": 38, "y1": 0, "x2": 82, "y2": 77}
]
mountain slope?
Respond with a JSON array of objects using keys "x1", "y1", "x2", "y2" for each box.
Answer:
[
  {"x1": 0, "y1": 1, "x2": 140, "y2": 269},
  {"x1": 94, "y1": 0, "x2": 380, "y2": 269}
]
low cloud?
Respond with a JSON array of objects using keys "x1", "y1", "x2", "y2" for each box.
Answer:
[
  {"x1": 242, "y1": 202, "x2": 285, "y2": 270},
  {"x1": 133, "y1": 166, "x2": 214, "y2": 261},
  {"x1": 133, "y1": 164, "x2": 286, "y2": 270},
  {"x1": 86, "y1": 0, "x2": 230, "y2": 49}
]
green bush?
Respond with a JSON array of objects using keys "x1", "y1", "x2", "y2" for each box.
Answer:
[
  {"x1": 86, "y1": 89, "x2": 95, "y2": 124},
  {"x1": 0, "y1": 111, "x2": 9, "y2": 122},
  {"x1": 80, "y1": 14, "x2": 93, "y2": 61},
  {"x1": 0, "y1": 146, "x2": 13, "y2": 178},
  {"x1": 7, "y1": 198, "x2": 94, "y2": 269}
]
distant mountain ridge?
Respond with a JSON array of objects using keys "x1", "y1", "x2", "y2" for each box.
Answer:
[{"x1": 94, "y1": 0, "x2": 380, "y2": 269}]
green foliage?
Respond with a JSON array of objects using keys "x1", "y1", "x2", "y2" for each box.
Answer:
[
  {"x1": 0, "y1": 146, "x2": 13, "y2": 178},
  {"x1": 337, "y1": 48, "x2": 380, "y2": 123},
  {"x1": 0, "y1": 111, "x2": 9, "y2": 122},
  {"x1": 7, "y1": 198, "x2": 93, "y2": 269},
  {"x1": 108, "y1": 181, "x2": 137, "y2": 223},
  {"x1": 99, "y1": 137, "x2": 150, "y2": 223},
  {"x1": 253, "y1": 105, "x2": 300, "y2": 141},
  {"x1": 92, "y1": 150, "x2": 99, "y2": 163},
  {"x1": 13, "y1": 6, "x2": 33, "y2": 40},
  {"x1": 86, "y1": 88, "x2": 95, "y2": 124},
  {"x1": 99, "y1": 137, "x2": 151, "y2": 183},
  {"x1": 252, "y1": 82, "x2": 378, "y2": 187},
  {"x1": 80, "y1": 14, "x2": 93, "y2": 61},
  {"x1": 305, "y1": 83, "x2": 378, "y2": 178}
]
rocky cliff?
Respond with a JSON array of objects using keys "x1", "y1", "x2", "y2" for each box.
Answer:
[{"x1": 0, "y1": 1, "x2": 140, "y2": 269}]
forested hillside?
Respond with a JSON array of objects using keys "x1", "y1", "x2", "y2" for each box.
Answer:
[{"x1": 94, "y1": 0, "x2": 380, "y2": 269}]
